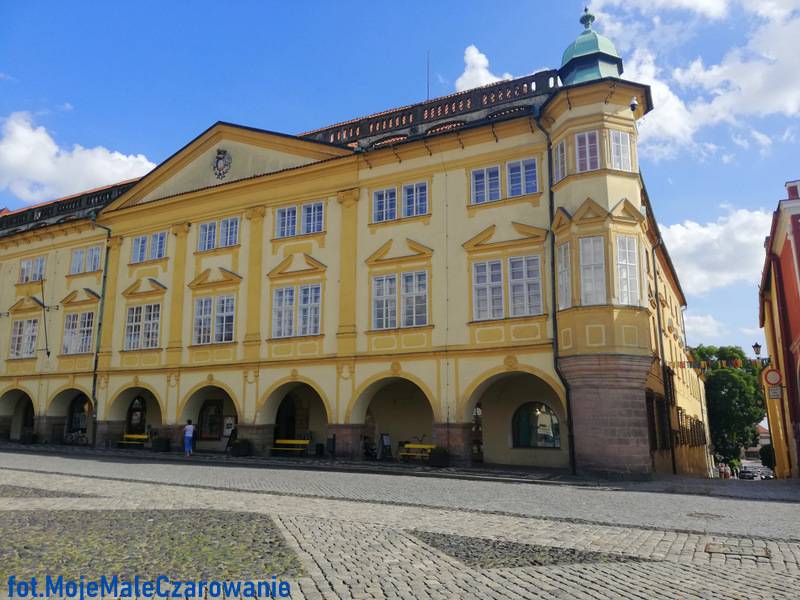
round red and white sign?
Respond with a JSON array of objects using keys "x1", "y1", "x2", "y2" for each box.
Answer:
[{"x1": 764, "y1": 368, "x2": 782, "y2": 386}]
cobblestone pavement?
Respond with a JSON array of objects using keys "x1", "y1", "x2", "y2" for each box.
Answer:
[
  {"x1": 0, "y1": 454, "x2": 799, "y2": 598},
  {"x1": 1, "y1": 452, "x2": 798, "y2": 539}
]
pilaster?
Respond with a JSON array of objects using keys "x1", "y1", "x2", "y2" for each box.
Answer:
[
  {"x1": 97, "y1": 236, "x2": 123, "y2": 370},
  {"x1": 243, "y1": 207, "x2": 266, "y2": 360},
  {"x1": 336, "y1": 189, "x2": 359, "y2": 355},
  {"x1": 166, "y1": 222, "x2": 191, "y2": 366}
]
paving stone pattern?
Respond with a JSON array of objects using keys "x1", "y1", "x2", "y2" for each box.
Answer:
[{"x1": 0, "y1": 453, "x2": 799, "y2": 599}]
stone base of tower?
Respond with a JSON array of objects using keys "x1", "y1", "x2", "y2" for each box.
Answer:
[{"x1": 558, "y1": 354, "x2": 654, "y2": 479}]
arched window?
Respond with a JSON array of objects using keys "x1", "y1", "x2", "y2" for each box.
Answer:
[{"x1": 512, "y1": 402, "x2": 560, "y2": 448}]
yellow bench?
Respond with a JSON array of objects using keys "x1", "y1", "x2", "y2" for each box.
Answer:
[
  {"x1": 398, "y1": 443, "x2": 436, "y2": 462},
  {"x1": 117, "y1": 433, "x2": 149, "y2": 448},
  {"x1": 271, "y1": 439, "x2": 311, "y2": 455}
]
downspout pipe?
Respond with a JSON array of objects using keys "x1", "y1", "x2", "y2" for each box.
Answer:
[
  {"x1": 651, "y1": 238, "x2": 677, "y2": 474},
  {"x1": 89, "y1": 210, "x2": 112, "y2": 448},
  {"x1": 534, "y1": 108, "x2": 576, "y2": 476}
]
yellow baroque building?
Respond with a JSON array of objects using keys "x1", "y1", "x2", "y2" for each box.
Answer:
[{"x1": 0, "y1": 12, "x2": 711, "y2": 477}]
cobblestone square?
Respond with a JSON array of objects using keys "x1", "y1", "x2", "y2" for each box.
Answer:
[{"x1": 1, "y1": 452, "x2": 799, "y2": 599}]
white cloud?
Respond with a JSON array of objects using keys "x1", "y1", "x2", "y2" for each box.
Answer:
[
  {"x1": 593, "y1": 0, "x2": 730, "y2": 19},
  {"x1": 684, "y1": 313, "x2": 726, "y2": 342},
  {"x1": 661, "y1": 208, "x2": 772, "y2": 294},
  {"x1": 0, "y1": 112, "x2": 154, "y2": 204},
  {"x1": 721, "y1": 153, "x2": 735, "y2": 163},
  {"x1": 454, "y1": 45, "x2": 512, "y2": 92},
  {"x1": 591, "y1": 1, "x2": 800, "y2": 160},
  {"x1": 731, "y1": 133, "x2": 749, "y2": 149}
]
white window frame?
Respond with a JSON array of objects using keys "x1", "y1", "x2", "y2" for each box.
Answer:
[
  {"x1": 509, "y1": 255, "x2": 543, "y2": 317},
  {"x1": 141, "y1": 304, "x2": 161, "y2": 349},
  {"x1": 372, "y1": 274, "x2": 397, "y2": 329},
  {"x1": 86, "y1": 246, "x2": 102, "y2": 272},
  {"x1": 149, "y1": 232, "x2": 167, "y2": 260},
  {"x1": 62, "y1": 311, "x2": 94, "y2": 354},
  {"x1": 124, "y1": 306, "x2": 143, "y2": 350},
  {"x1": 575, "y1": 131, "x2": 600, "y2": 173},
  {"x1": 272, "y1": 287, "x2": 295, "y2": 338},
  {"x1": 198, "y1": 222, "x2": 217, "y2": 252},
  {"x1": 276, "y1": 207, "x2": 298, "y2": 238},
  {"x1": 557, "y1": 242, "x2": 571, "y2": 310},
  {"x1": 472, "y1": 260, "x2": 504, "y2": 321},
  {"x1": 471, "y1": 166, "x2": 501, "y2": 204},
  {"x1": 19, "y1": 257, "x2": 45, "y2": 283},
  {"x1": 10, "y1": 319, "x2": 38, "y2": 358},
  {"x1": 214, "y1": 295, "x2": 235, "y2": 343},
  {"x1": 401, "y1": 271, "x2": 428, "y2": 327},
  {"x1": 70, "y1": 249, "x2": 85, "y2": 275},
  {"x1": 220, "y1": 217, "x2": 240, "y2": 248},
  {"x1": 554, "y1": 140, "x2": 567, "y2": 182},
  {"x1": 373, "y1": 188, "x2": 397, "y2": 223},
  {"x1": 298, "y1": 284, "x2": 322, "y2": 336},
  {"x1": 617, "y1": 235, "x2": 640, "y2": 306},
  {"x1": 402, "y1": 182, "x2": 428, "y2": 218},
  {"x1": 506, "y1": 159, "x2": 538, "y2": 197},
  {"x1": 131, "y1": 236, "x2": 148, "y2": 263},
  {"x1": 580, "y1": 236, "x2": 606, "y2": 305},
  {"x1": 610, "y1": 130, "x2": 632, "y2": 171},
  {"x1": 192, "y1": 298, "x2": 213, "y2": 345},
  {"x1": 301, "y1": 202, "x2": 324, "y2": 234}
]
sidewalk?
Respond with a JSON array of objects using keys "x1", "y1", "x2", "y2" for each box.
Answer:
[{"x1": 2, "y1": 441, "x2": 798, "y2": 503}]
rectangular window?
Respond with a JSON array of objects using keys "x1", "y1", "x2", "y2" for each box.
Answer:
[
  {"x1": 214, "y1": 295, "x2": 235, "y2": 343},
  {"x1": 220, "y1": 217, "x2": 239, "y2": 248},
  {"x1": 557, "y1": 242, "x2": 571, "y2": 310},
  {"x1": 141, "y1": 304, "x2": 161, "y2": 349},
  {"x1": 10, "y1": 319, "x2": 38, "y2": 358},
  {"x1": 198, "y1": 222, "x2": 217, "y2": 251},
  {"x1": 193, "y1": 298, "x2": 213, "y2": 345},
  {"x1": 507, "y1": 159, "x2": 538, "y2": 197},
  {"x1": 63, "y1": 312, "x2": 94, "y2": 354},
  {"x1": 86, "y1": 246, "x2": 101, "y2": 272},
  {"x1": 372, "y1": 275, "x2": 397, "y2": 329},
  {"x1": 19, "y1": 257, "x2": 45, "y2": 283},
  {"x1": 402, "y1": 183, "x2": 428, "y2": 217},
  {"x1": 301, "y1": 202, "x2": 324, "y2": 234},
  {"x1": 554, "y1": 140, "x2": 567, "y2": 182},
  {"x1": 373, "y1": 188, "x2": 397, "y2": 223},
  {"x1": 272, "y1": 287, "x2": 295, "y2": 338},
  {"x1": 299, "y1": 284, "x2": 322, "y2": 336},
  {"x1": 276, "y1": 207, "x2": 297, "y2": 238},
  {"x1": 70, "y1": 249, "x2": 85, "y2": 275},
  {"x1": 472, "y1": 260, "x2": 504, "y2": 320},
  {"x1": 149, "y1": 232, "x2": 167, "y2": 260},
  {"x1": 575, "y1": 131, "x2": 599, "y2": 173},
  {"x1": 580, "y1": 236, "x2": 606, "y2": 305},
  {"x1": 124, "y1": 306, "x2": 143, "y2": 351},
  {"x1": 131, "y1": 236, "x2": 148, "y2": 263},
  {"x1": 401, "y1": 271, "x2": 428, "y2": 327},
  {"x1": 610, "y1": 130, "x2": 632, "y2": 171},
  {"x1": 471, "y1": 167, "x2": 501, "y2": 204},
  {"x1": 617, "y1": 235, "x2": 640, "y2": 305},
  {"x1": 509, "y1": 256, "x2": 542, "y2": 317}
]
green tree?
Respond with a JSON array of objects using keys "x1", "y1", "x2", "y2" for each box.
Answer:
[
  {"x1": 693, "y1": 344, "x2": 760, "y2": 376},
  {"x1": 760, "y1": 444, "x2": 776, "y2": 470},
  {"x1": 704, "y1": 367, "x2": 765, "y2": 462}
]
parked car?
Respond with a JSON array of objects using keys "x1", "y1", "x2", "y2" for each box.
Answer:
[{"x1": 739, "y1": 467, "x2": 757, "y2": 480}]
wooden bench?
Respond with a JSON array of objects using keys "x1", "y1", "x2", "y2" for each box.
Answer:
[
  {"x1": 398, "y1": 443, "x2": 436, "y2": 462},
  {"x1": 117, "y1": 433, "x2": 149, "y2": 448},
  {"x1": 271, "y1": 439, "x2": 311, "y2": 456}
]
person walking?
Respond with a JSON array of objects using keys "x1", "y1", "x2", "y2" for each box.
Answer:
[{"x1": 183, "y1": 419, "x2": 195, "y2": 457}]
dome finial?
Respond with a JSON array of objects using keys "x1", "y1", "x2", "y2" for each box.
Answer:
[{"x1": 580, "y1": 6, "x2": 595, "y2": 30}]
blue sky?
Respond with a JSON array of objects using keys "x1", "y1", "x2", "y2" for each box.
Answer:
[{"x1": 2, "y1": 0, "x2": 798, "y2": 356}]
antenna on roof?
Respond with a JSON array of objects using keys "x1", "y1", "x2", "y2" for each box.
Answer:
[{"x1": 426, "y1": 50, "x2": 430, "y2": 100}]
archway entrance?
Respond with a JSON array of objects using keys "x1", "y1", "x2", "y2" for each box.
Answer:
[
  {"x1": 0, "y1": 389, "x2": 35, "y2": 441},
  {"x1": 467, "y1": 371, "x2": 568, "y2": 468},
  {"x1": 49, "y1": 389, "x2": 93, "y2": 444},
  {"x1": 107, "y1": 387, "x2": 164, "y2": 439},
  {"x1": 356, "y1": 377, "x2": 434, "y2": 460},
  {"x1": 180, "y1": 386, "x2": 239, "y2": 452},
  {"x1": 255, "y1": 382, "x2": 329, "y2": 456}
]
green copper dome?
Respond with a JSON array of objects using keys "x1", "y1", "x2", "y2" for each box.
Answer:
[{"x1": 559, "y1": 9, "x2": 623, "y2": 86}]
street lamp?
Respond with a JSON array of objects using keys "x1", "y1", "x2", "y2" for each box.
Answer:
[{"x1": 752, "y1": 342, "x2": 762, "y2": 357}]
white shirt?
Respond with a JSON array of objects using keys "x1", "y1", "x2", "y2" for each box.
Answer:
[{"x1": 183, "y1": 424, "x2": 195, "y2": 437}]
